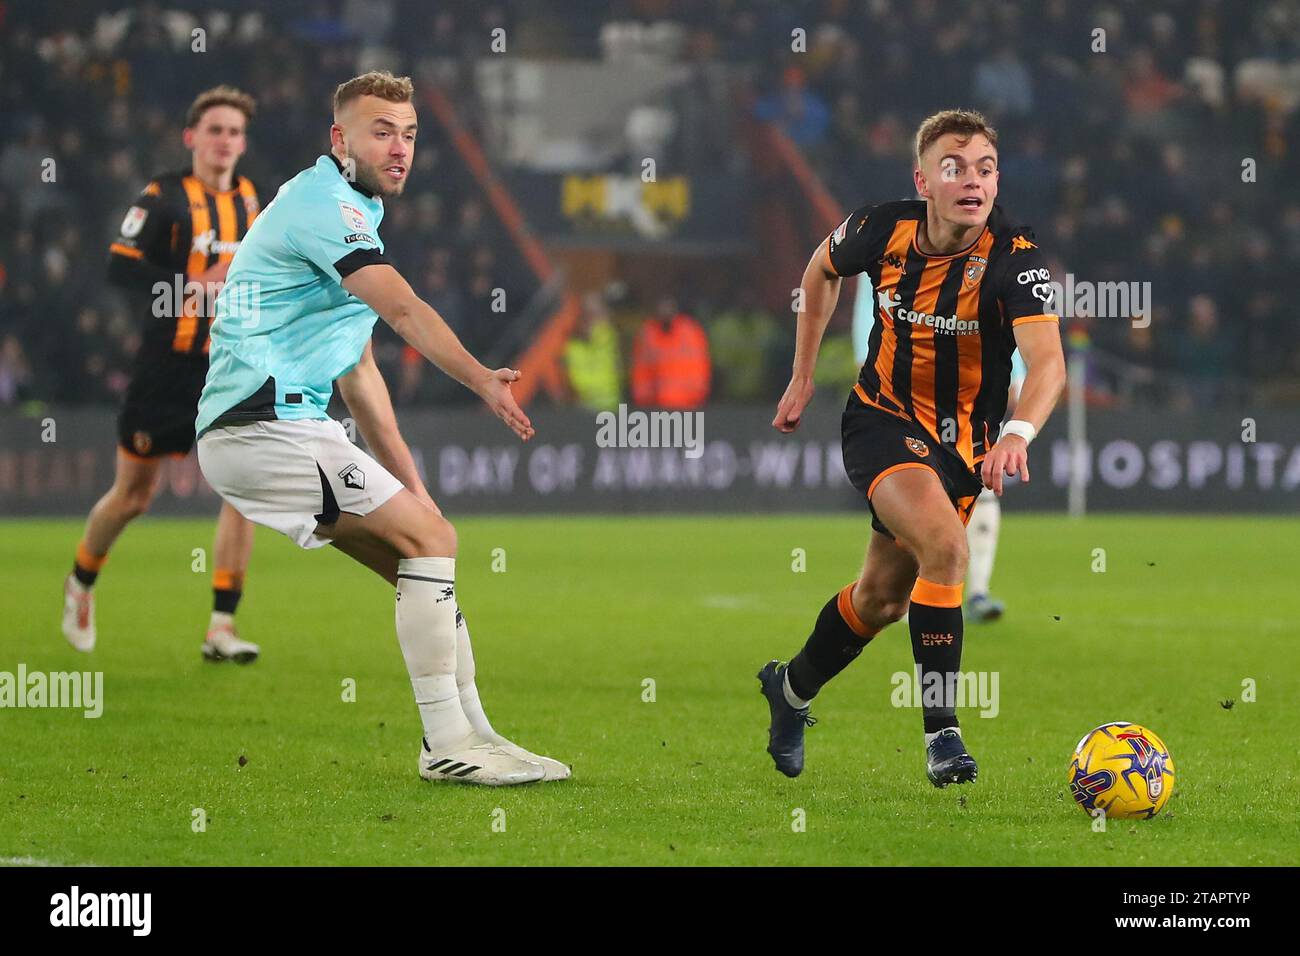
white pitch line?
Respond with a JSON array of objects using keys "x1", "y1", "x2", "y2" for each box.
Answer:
[{"x1": 0, "y1": 855, "x2": 92, "y2": 867}]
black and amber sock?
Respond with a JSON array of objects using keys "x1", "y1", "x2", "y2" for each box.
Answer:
[
  {"x1": 908, "y1": 578, "x2": 964, "y2": 734},
  {"x1": 786, "y1": 582, "x2": 879, "y2": 702},
  {"x1": 73, "y1": 540, "x2": 108, "y2": 588},
  {"x1": 212, "y1": 568, "x2": 244, "y2": 615}
]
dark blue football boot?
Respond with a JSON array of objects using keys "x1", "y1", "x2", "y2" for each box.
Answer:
[
  {"x1": 926, "y1": 727, "x2": 978, "y2": 787},
  {"x1": 757, "y1": 660, "x2": 816, "y2": 777}
]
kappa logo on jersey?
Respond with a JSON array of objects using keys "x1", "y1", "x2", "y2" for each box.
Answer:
[
  {"x1": 338, "y1": 463, "x2": 366, "y2": 490},
  {"x1": 120, "y1": 206, "x2": 148, "y2": 239},
  {"x1": 878, "y1": 251, "x2": 906, "y2": 271},
  {"x1": 339, "y1": 202, "x2": 369, "y2": 233},
  {"x1": 963, "y1": 255, "x2": 987, "y2": 289},
  {"x1": 1010, "y1": 234, "x2": 1037, "y2": 254},
  {"x1": 905, "y1": 436, "x2": 929, "y2": 458}
]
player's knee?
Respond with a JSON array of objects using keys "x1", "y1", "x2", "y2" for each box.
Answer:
[
  {"x1": 922, "y1": 532, "x2": 969, "y2": 579},
  {"x1": 855, "y1": 584, "x2": 910, "y2": 628},
  {"x1": 875, "y1": 595, "x2": 910, "y2": 625},
  {"x1": 113, "y1": 483, "x2": 155, "y2": 519},
  {"x1": 403, "y1": 512, "x2": 457, "y2": 558}
]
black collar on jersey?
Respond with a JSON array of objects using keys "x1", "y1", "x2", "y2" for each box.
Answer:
[{"x1": 329, "y1": 152, "x2": 377, "y2": 199}]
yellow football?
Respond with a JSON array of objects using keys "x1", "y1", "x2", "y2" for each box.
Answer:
[{"x1": 1068, "y1": 721, "x2": 1175, "y2": 820}]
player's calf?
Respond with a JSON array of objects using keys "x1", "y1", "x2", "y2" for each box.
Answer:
[
  {"x1": 852, "y1": 588, "x2": 910, "y2": 633},
  {"x1": 785, "y1": 582, "x2": 880, "y2": 704},
  {"x1": 454, "y1": 610, "x2": 571, "y2": 780},
  {"x1": 758, "y1": 583, "x2": 880, "y2": 777},
  {"x1": 874, "y1": 474, "x2": 978, "y2": 782}
]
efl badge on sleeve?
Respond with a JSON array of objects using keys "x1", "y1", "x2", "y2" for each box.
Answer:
[
  {"x1": 828, "y1": 215, "x2": 850, "y2": 252},
  {"x1": 338, "y1": 202, "x2": 369, "y2": 233},
  {"x1": 120, "y1": 206, "x2": 148, "y2": 239}
]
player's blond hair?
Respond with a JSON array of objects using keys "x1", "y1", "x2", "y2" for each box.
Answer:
[
  {"x1": 333, "y1": 71, "x2": 415, "y2": 117},
  {"x1": 914, "y1": 109, "x2": 998, "y2": 167},
  {"x1": 186, "y1": 85, "x2": 256, "y2": 128}
]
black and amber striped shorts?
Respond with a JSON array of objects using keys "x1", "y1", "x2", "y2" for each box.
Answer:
[{"x1": 841, "y1": 390, "x2": 983, "y2": 538}]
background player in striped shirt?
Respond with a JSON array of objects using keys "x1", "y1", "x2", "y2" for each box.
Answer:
[
  {"x1": 760, "y1": 110, "x2": 1067, "y2": 787},
  {"x1": 63, "y1": 87, "x2": 262, "y2": 664}
]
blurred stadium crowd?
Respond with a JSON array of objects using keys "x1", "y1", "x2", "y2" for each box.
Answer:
[{"x1": 2, "y1": 0, "x2": 1298, "y2": 412}]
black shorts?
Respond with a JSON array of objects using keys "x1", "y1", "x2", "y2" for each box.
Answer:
[
  {"x1": 841, "y1": 391, "x2": 984, "y2": 537},
  {"x1": 116, "y1": 354, "x2": 208, "y2": 458}
]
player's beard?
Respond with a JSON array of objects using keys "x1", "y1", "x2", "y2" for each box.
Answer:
[{"x1": 349, "y1": 153, "x2": 405, "y2": 198}]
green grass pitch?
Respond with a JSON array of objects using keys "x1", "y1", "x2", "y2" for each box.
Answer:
[{"x1": 1, "y1": 513, "x2": 1295, "y2": 866}]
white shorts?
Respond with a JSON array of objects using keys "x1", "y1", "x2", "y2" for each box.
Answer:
[{"x1": 197, "y1": 419, "x2": 405, "y2": 549}]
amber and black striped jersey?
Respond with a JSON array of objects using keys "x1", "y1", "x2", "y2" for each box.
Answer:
[
  {"x1": 107, "y1": 170, "x2": 261, "y2": 362},
  {"x1": 826, "y1": 199, "x2": 1059, "y2": 470}
]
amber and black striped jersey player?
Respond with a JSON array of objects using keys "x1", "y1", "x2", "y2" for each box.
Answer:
[
  {"x1": 759, "y1": 109, "x2": 1067, "y2": 787},
  {"x1": 62, "y1": 86, "x2": 266, "y2": 666}
]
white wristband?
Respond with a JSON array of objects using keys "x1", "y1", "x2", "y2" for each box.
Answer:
[{"x1": 1001, "y1": 420, "x2": 1037, "y2": 445}]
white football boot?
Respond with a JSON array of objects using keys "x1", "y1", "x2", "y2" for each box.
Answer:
[
  {"x1": 201, "y1": 623, "x2": 260, "y2": 664},
  {"x1": 61, "y1": 574, "x2": 96, "y2": 652},
  {"x1": 481, "y1": 736, "x2": 571, "y2": 781},
  {"x1": 419, "y1": 738, "x2": 545, "y2": 786}
]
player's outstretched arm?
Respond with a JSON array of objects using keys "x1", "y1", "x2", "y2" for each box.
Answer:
[
  {"x1": 336, "y1": 339, "x2": 440, "y2": 512},
  {"x1": 773, "y1": 239, "x2": 843, "y2": 433},
  {"x1": 341, "y1": 263, "x2": 534, "y2": 441},
  {"x1": 981, "y1": 321, "x2": 1067, "y2": 495}
]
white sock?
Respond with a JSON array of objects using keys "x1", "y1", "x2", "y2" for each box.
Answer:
[
  {"x1": 208, "y1": 610, "x2": 234, "y2": 631},
  {"x1": 396, "y1": 557, "x2": 474, "y2": 753},
  {"x1": 454, "y1": 608, "x2": 501, "y2": 744},
  {"x1": 782, "y1": 669, "x2": 811, "y2": 710},
  {"x1": 965, "y1": 491, "x2": 1001, "y2": 597}
]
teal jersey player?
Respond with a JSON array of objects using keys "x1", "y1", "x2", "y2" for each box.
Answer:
[
  {"x1": 196, "y1": 154, "x2": 389, "y2": 434},
  {"x1": 195, "y1": 70, "x2": 564, "y2": 787}
]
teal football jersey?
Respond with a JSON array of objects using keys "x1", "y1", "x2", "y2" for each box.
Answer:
[{"x1": 196, "y1": 155, "x2": 389, "y2": 435}]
